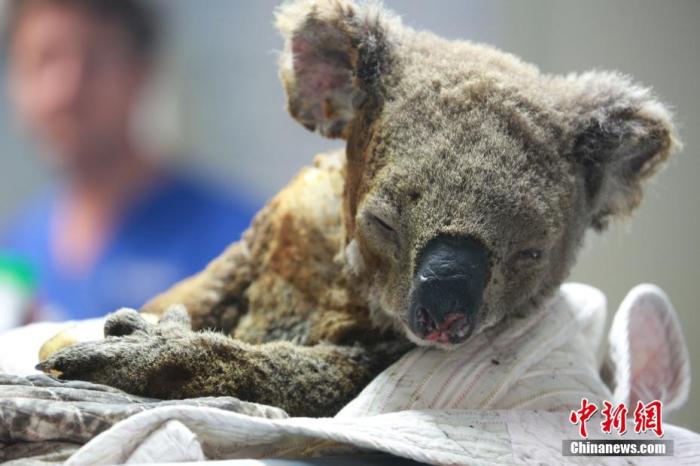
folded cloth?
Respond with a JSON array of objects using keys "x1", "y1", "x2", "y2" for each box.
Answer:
[
  {"x1": 340, "y1": 283, "x2": 612, "y2": 416},
  {"x1": 0, "y1": 283, "x2": 697, "y2": 465},
  {"x1": 63, "y1": 406, "x2": 700, "y2": 466}
]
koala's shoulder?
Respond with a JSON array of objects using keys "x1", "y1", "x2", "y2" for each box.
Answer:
[
  {"x1": 245, "y1": 149, "x2": 348, "y2": 296},
  {"x1": 237, "y1": 149, "x2": 376, "y2": 344},
  {"x1": 258, "y1": 148, "x2": 346, "y2": 237}
]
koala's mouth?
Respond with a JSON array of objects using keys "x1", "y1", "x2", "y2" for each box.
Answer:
[{"x1": 412, "y1": 308, "x2": 476, "y2": 345}]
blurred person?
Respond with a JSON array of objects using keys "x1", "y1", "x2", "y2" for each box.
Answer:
[{"x1": 0, "y1": 0, "x2": 256, "y2": 326}]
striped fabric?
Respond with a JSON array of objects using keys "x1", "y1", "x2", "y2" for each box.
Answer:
[{"x1": 340, "y1": 283, "x2": 612, "y2": 417}]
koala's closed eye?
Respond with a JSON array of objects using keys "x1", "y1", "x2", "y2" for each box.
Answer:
[
  {"x1": 360, "y1": 210, "x2": 401, "y2": 256},
  {"x1": 369, "y1": 213, "x2": 397, "y2": 236}
]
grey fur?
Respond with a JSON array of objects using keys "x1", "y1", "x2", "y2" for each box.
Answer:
[{"x1": 39, "y1": 0, "x2": 678, "y2": 417}]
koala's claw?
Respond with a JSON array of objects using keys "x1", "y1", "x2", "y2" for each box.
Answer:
[{"x1": 37, "y1": 339, "x2": 117, "y2": 379}]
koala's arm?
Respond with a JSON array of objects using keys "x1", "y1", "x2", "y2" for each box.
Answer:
[{"x1": 39, "y1": 310, "x2": 409, "y2": 417}]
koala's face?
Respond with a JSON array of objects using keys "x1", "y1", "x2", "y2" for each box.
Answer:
[
  {"x1": 277, "y1": 0, "x2": 676, "y2": 348},
  {"x1": 352, "y1": 103, "x2": 576, "y2": 346}
]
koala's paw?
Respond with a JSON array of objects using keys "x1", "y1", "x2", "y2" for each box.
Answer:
[
  {"x1": 37, "y1": 306, "x2": 199, "y2": 399},
  {"x1": 38, "y1": 305, "x2": 191, "y2": 363}
]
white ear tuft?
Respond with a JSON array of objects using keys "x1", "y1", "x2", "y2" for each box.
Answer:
[
  {"x1": 608, "y1": 284, "x2": 691, "y2": 413},
  {"x1": 559, "y1": 71, "x2": 680, "y2": 230}
]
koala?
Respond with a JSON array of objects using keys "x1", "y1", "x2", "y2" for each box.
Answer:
[{"x1": 39, "y1": 0, "x2": 678, "y2": 418}]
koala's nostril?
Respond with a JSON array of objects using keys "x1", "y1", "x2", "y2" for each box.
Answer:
[{"x1": 416, "y1": 307, "x2": 437, "y2": 333}]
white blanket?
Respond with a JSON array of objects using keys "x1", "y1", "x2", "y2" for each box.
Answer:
[{"x1": 1, "y1": 283, "x2": 697, "y2": 465}]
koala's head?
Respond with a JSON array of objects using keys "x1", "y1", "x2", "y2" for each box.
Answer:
[{"x1": 276, "y1": 0, "x2": 679, "y2": 348}]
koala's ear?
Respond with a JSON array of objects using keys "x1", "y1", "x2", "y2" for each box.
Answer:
[
  {"x1": 275, "y1": 0, "x2": 396, "y2": 139},
  {"x1": 562, "y1": 72, "x2": 680, "y2": 230}
]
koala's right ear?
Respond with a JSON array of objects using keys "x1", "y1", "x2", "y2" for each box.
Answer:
[{"x1": 275, "y1": 0, "x2": 398, "y2": 139}]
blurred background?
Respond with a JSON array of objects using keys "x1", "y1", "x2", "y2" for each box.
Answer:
[{"x1": 0, "y1": 0, "x2": 697, "y2": 430}]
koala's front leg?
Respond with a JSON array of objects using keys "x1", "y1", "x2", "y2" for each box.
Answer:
[{"x1": 39, "y1": 309, "x2": 410, "y2": 417}]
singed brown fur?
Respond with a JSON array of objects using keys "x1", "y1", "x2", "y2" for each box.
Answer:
[{"x1": 39, "y1": 0, "x2": 679, "y2": 417}]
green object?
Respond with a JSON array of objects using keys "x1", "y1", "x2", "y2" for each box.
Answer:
[{"x1": 0, "y1": 253, "x2": 36, "y2": 294}]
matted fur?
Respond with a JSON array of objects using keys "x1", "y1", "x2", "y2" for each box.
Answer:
[{"x1": 39, "y1": 0, "x2": 679, "y2": 417}]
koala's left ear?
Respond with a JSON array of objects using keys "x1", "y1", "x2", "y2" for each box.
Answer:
[
  {"x1": 275, "y1": 0, "x2": 397, "y2": 139},
  {"x1": 562, "y1": 72, "x2": 680, "y2": 230}
]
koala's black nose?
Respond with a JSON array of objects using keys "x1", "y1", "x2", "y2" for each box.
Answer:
[{"x1": 409, "y1": 235, "x2": 489, "y2": 344}]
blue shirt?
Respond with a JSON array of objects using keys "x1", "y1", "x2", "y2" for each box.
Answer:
[{"x1": 1, "y1": 171, "x2": 257, "y2": 321}]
